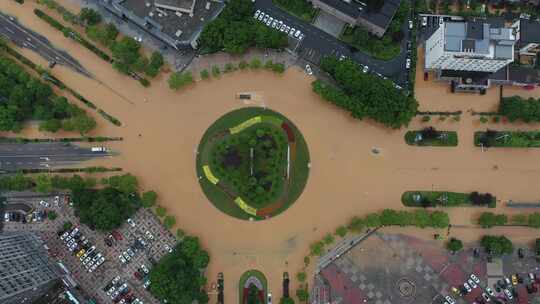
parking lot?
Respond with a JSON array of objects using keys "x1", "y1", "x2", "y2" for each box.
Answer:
[
  {"x1": 1, "y1": 191, "x2": 178, "y2": 304},
  {"x1": 316, "y1": 232, "x2": 540, "y2": 304}
]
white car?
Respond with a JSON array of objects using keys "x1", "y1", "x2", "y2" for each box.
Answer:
[
  {"x1": 122, "y1": 252, "x2": 131, "y2": 261},
  {"x1": 141, "y1": 264, "x2": 149, "y2": 274},
  {"x1": 263, "y1": 14, "x2": 269, "y2": 23},
  {"x1": 289, "y1": 28, "x2": 296, "y2": 37},
  {"x1": 294, "y1": 30, "x2": 301, "y2": 38},
  {"x1": 266, "y1": 17, "x2": 273, "y2": 26},
  {"x1": 362, "y1": 65, "x2": 369, "y2": 73},
  {"x1": 486, "y1": 287, "x2": 494, "y2": 296},
  {"x1": 145, "y1": 231, "x2": 154, "y2": 240},
  {"x1": 463, "y1": 282, "x2": 471, "y2": 293},
  {"x1": 127, "y1": 248, "x2": 135, "y2": 257},
  {"x1": 3, "y1": 213, "x2": 9, "y2": 222},
  {"x1": 305, "y1": 64, "x2": 313, "y2": 75},
  {"x1": 444, "y1": 295, "x2": 456, "y2": 304},
  {"x1": 422, "y1": 16, "x2": 427, "y2": 26},
  {"x1": 271, "y1": 19, "x2": 278, "y2": 28},
  {"x1": 112, "y1": 276, "x2": 121, "y2": 285},
  {"x1": 127, "y1": 218, "x2": 136, "y2": 228},
  {"x1": 39, "y1": 200, "x2": 49, "y2": 207},
  {"x1": 60, "y1": 232, "x2": 69, "y2": 240},
  {"x1": 259, "y1": 13, "x2": 265, "y2": 21},
  {"x1": 406, "y1": 58, "x2": 411, "y2": 69},
  {"x1": 254, "y1": 10, "x2": 261, "y2": 18},
  {"x1": 280, "y1": 24, "x2": 286, "y2": 32},
  {"x1": 298, "y1": 33, "x2": 305, "y2": 40},
  {"x1": 143, "y1": 280, "x2": 151, "y2": 289},
  {"x1": 54, "y1": 196, "x2": 60, "y2": 206},
  {"x1": 467, "y1": 279, "x2": 477, "y2": 289},
  {"x1": 106, "y1": 286, "x2": 116, "y2": 296},
  {"x1": 277, "y1": 20, "x2": 283, "y2": 29},
  {"x1": 268, "y1": 293, "x2": 272, "y2": 304},
  {"x1": 503, "y1": 289, "x2": 513, "y2": 299},
  {"x1": 470, "y1": 274, "x2": 480, "y2": 284},
  {"x1": 408, "y1": 20, "x2": 413, "y2": 29},
  {"x1": 164, "y1": 244, "x2": 173, "y2": 253}
]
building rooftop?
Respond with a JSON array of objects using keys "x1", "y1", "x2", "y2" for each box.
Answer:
[
  {"x1": 444, "y1": 21, "x2": 515, "y2": 59},
  {"x1": 121, "y1": 0, "x2": 223, "y2": 43},
  {"x1": 318, "y1": 0, "x2": 401, "y2": 29},
  {"x1": 154, "y1": 0, "x2": 194, "y2": 12}
]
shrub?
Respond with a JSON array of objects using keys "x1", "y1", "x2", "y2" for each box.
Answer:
[
  {"x1": 272, "y1": 62, "x2": 286, "y2": 74},
  {"x1": 211, "y1": 65, "x2": 221, "y2": 77},
  {"x1": 62, "y1": 221, "x2": 72, "y2": 231},
  {"x1": 168, "y1": 71, "x2": 193, "y2": 90},
  {"x1": 224, "y1": 62, "x2": 235, "y2": 73},
  {"x1": 478, "y1": 212, "x2": 507, "y2": 228},
  {"x1": 422, "y1": 116, "x2": 431, "y2": 122},
  {"x1": 200, "y1": 69, "x2": 210, "y2": 80},
  {"x1": 48, "y1": 211, "x2": 58, "y2": 220},
  {"x1": 453, "y1": 115, "x2": 460, "y2": 122},
  {"x1": 303, "y1": 256, "x2": 310, "y2": 267},
  {"x1": 239, "y1": 60, "x2": 248, "y2": 70},
  {"x1": 481, "y1": 235, "x2": 513, "y2": 255},
  {"x1": 139, "y1": 78, "x2": 150, "y2": 87},
  {"x1": 323, "y1": 233, "x2": 334, "y2": 245},
  {"x1": 155, "y1": 206, "x2": 167, "y2": 218},
  {"x1": 480, "y1": 116, "x2": 488, "y2": 123},
  {"x1": 334, "y1": 225, "x2": 347, "y2": 237},
  {"x1": 296, "y1": 272, "x2": 306, "y2": 282},
  {"x1": 264, "y1": 60, "x2": 274, "y2": 70},
  {"x1": 163, "y1": 215, "x2": 176, "y2": 229},
  {"x1": 141, "y1": 191, "x2": 157, "y2": 208},
  {"x1": 249, "y1": 58, "x2": 262, "y2": 69}
]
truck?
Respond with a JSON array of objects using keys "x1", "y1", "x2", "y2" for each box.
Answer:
[{"x1": 91, "y1": 147, "x2": 106, "y2": 152}]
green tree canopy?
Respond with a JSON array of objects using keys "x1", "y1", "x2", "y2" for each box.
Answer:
[
  {"x1": 141, "y1": 190, "x2": 158, "y2": 208},
  {"x1": 101, "y1": 174, "x2": 139, "y2": 194},
  {"x1": 481, "y1": 235, "x2": 513, "y2": 256},
  {"x1": 148, "y1": 236, "x2": 210, "y2": 304},
  {"x1": 446, "y1": 237, "x2": 463, "y2": 253},
  {"x1": 79, "y1": 8, "x2": 102, "y2": 26}
]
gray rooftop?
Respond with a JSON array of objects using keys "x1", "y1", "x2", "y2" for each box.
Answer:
[
  {"x1": 318, "y1": 0, "x2": 401, "y2": 29},
  {"x1": 444, "y1": 21, "x2": 515, "y2": 59},
  {"x1": 154, "y1": 0, "x2": 194, "y2": 11}
]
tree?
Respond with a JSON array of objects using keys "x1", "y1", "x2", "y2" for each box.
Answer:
[
  {"x1": 511, "y1": 213, "x2": 527, "y2": 225},
  {"x1": 309, "y1": 241, "x2": 324, "y2": 256},
  {"x1": 296, "y1": 271, "x2": 306, "y2": 282},
  {"x1": 35, "y1": 174, "x2": 53, "y2": 193},
  {"x1": 200, "y1": 69, "x2": 210, "y2": 80},
  {"x1": 296, "y1": 287, "x2": 308, "y2": 301},
  {"x1": 323, "y1": 233, "x2": 334, "y2": 245},
  {"x1": 62, "y1": 221, "x2": 73, "y2": 231},
  {"x1": 141, "y1": 190, "x2": 157, "y2": 208},
  {"x1": 148, "y1": 238, "x2": 209, "y2": 304},
  {"x1": 481, "y1": 235, "x2": 513, "y2": 255},
  {"x1": 249, "y1": 58, "x2": 262, "y2": 69},
  {"x1": 48, "y1": 210, "x2": 58, "y2": 220},
  {"x1": 39, "y1": 118, "x2": 62, "y2": 132},
  {"x1": 155, "y1": 206, "x2": 167, "y2": 218},
  {"x1": 211, "y1": 65, "x2": 221, "y2": 77},
  {"x1": 447, "y1": 238, "x2": 463, "y2": 253},
  {"x1": 66, "y1": 114, "x2": 96, "y2": 135},
  {"x1": 79, "y1": 8, "x2": 102, "y2": 26},
  {"x1": 168, "y1": 71, "x2": 194, "y2": 90},
  {"x1": 176, "y1": 228, "x2": 186, "y2": 239},
  {"x1": 478, "y1": 212, "x2": 507, "y2": 228},
  {"x1": 163, "y1": 215, "x2": 176, "y2": 229}
]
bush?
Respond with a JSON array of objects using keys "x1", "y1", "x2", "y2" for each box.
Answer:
[
  {"x1": 334, "y1": 225, "x2": 347, "y2": 237},
  {"x1": 224, "y1": 62, "x2": 235, "y2": 73},
  {"x1": 211, "y1": 65, "x2": 221, "y2": 77},
  {"x1": 296, "y1": 272, "x2": 306, "y2": 282},
  {"x1": 145, "y1": 51, "x2": 164, "y2": 77},
  {"x1": 141, "y1": 191, "x2": 157, "y2": 208},
  {"x1": 422, "y1": 115, "x2": 431, "y2": 122},
  {"x1": 264, "y1": 60, "x2": 274, "y2": 70},
  {"x1": 163, "y1": 215, "x2": 176, "y2": 229},
  {"x1": 48, "y1": 211, "x2": 58, "y2": 220},
  {"x1": 62, "y1": 221, "x2": 72, "y2": 231},
  {"x1": 168, "y1": 72, "x2": 194, "y2": 90},
  {"x1": 478, "y1": 212, "x2": 507, "y2": 228},
  {"x1": 79, "y1": 8, "x2": 102, "y2": 26},
  {"x1": 239, "y1": 60, "x2": 248, "y2": 70},
  {"x1": 272, "y1": 62, "x2": 286, "y2": 74},
  {"x1": 200, "y1": 69, "x2": 210, "y2": 80},
  {"x1": 155, "y1": 206, "x2": 167, "y2": 218},
  {"x1": 500, "y1": 96, "x2": 540, "y2": 123},
  {"x1": 323, "y1": 233, "x2": 334, "y2": 245},
  {"x1": 249, "y1": 58, "x2": 262, "y2": 69}
]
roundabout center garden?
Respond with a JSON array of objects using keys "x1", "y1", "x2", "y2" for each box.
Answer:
[{"x1": 196, "y1": 107, "x2": 310, "y2": 220}]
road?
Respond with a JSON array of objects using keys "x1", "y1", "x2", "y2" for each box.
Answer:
[
  {"x1": 0, "y1": 143, "x2": 110, "y2": 171},
  {"x1": 0, "y1": 11, "x2": 92, "y2": 78},
  {"x1": 254, "y1": 0, "x2": 412, "y2": 85}
]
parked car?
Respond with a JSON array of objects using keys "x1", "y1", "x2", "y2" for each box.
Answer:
[
  {"x1": 294, "y1": 30, "x2": 301, "y2": 38},
  {"x1": 267, "y1": 292, "x2": 272, "y2": 304},
  {"x1": 468, "y1": 279, "x2": 477, "y2": 289},
  {"x1": 266, "y1": 17, "x2": 273, "y2": 26},
  {"x1": 511, "y1": 274, "x2": 518, "y2": 286},
  {"x1": 126, "y1": 218, "x2": 136, "y2": 228},
  {"x1": 503, "y1": 289, "x2": 513, "y2": 299},
  {"x1": 422, "y1": 16, "x2": 427, "y2": 26},
  {"x1": 444, "y1": 295, "x2": 456, "y2": 304},
  {"x1": 254, "y1": 10, "x2": 260, "y2": 18},
  {"x1": 140, "y1": 264, "x2": 149, "y2": 274},
  {"x1": 305, "y1": 64, "x2": 313, "y2": 75},
  {"x1": 486, "y1": 287, "x2": 494, "y2": 296},
  {"x1": 164, "y1": 244, "x2": 173, "y2": 253},
  {"x1": 408, "y1": 20, "x2": 413, "y2": 29},
  {"x1": 289, "y1": 28, "x2": 295, "y2": 37},
  {"x1": 362, "y1": 65, "x2": 369, "y2": 73},
  {"x1": 470, "y1": 274, "x2": 480, "y2": 284},
  {"x1": 464, "y1": 282, "x2": 471, "y2": 293},
  {"x1": 406, "y1": 58, "x2": 411, "y2": 69}
]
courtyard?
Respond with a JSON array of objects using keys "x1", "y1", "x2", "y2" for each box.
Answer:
[{"x1": 1, "y1": 1, "x2": 540, "y2": 303}]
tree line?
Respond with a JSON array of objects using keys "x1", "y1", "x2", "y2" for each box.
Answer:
[
  {"x1": 500, "y1": 96, "x2": 540, "y2": 123},
  {"x1": 0, "y1": 55, "x2": 95, "y2": 134},
  {"x1": 314, "y1": 56, "x2": 418, "y2": 129},
  {"x1": 198, "y1": 0, "x2": 288, "y2": 54}
]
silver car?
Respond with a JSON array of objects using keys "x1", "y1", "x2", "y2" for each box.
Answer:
[
  {"x1": 289, "y1": 28, "x2": 296, "y2": 37},
  {"x1": 266, "y1": 17, "x2": 273, "y2": 26},
  {"x1": 262, "y1": 14, "x2": 269, "y2": 23},
  {"x1": 259, "y1": 13, "x2": 265, "y2": 21}
]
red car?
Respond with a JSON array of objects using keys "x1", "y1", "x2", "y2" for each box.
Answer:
[{"x1": 112, "y1": 230, "x2": 123, "y2": 241}]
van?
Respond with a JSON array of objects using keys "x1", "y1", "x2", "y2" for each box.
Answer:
[{"x1": 91, "y1": 147, "x2": 106, "y2": 152}]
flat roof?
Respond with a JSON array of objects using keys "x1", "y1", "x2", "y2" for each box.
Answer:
[
  {"x1": 122, "y1": 0, "x2": 223, "y2": 42},
  {"x1": 519, "y1": 19, "x2": 540, "y2": 46},
  {"x1": 509, "y1": 65, "x2": 540, "y2": 84},
  {"x1": 318, "y1": 0, "x2": 401, "y2": 29},
  {"x1": 154, "y1": 0, "x2": 194, "y2": 11}
]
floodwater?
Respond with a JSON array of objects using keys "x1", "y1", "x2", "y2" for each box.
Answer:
[{"x1": 3, "y1": 1, "x2": 540, "y2": 303}]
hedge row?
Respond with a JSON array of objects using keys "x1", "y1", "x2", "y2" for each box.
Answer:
[
  {"x1": 34, "y1": 9, "x2": 112, "y2": 62},
  {"x1": 2, "y1": 167, "x2": 122, "y2": 174},
  {"x1": 475, "y1": 130, "x2": 540, "y2": 148},
  {"x1": 402, "y1": 191, "x2": 496, "y2": 208},
  {"x1": 404, "y1": 130, "x2": 458, "y2": 147},
  {"x1": 97, "y1": 109, "x2": 122, "y2": 126}
]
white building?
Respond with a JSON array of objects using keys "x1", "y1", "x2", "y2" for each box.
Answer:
[{"x1": 425, "y1": 20, "x2": 516, "y2": 73}]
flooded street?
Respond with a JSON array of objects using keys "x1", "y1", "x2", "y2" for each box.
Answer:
[{"x1": 3, "y1": 1, "x2": 540, "y2": 303}]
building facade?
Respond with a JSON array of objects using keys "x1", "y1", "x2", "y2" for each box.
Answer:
[
  {"x1": 0, "y1": 232, "x2": 61, "y2": 304},
  {"x1": 425, "y1": 20, "x2": 516, "y2": 73}
]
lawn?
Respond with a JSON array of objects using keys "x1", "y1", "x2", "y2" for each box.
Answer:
[
  {"x1": 239, "y1": 269, "x2": 268, "y2": 304},
  {"x1": 196, "y1": 107, "x2": 310, "y2": 220},
  {"x1": 475, "y1": 130, "x2": 540, "y2": 148},
  {"x1": 402, "y1": 191, "x2": 496, "y2": 208},
  {"x1": 405, "y1": 130, "x2": 458, "y2": 147},
  {"x1": 272, "y1": 0, "x2": 317, "y2": 22}
]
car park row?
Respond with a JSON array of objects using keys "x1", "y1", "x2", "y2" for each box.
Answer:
[
  {"x1": 103, "y1": 275, "x2": 144, "y2": 304},
  {"x1": 254, "y1": 10, "x2": 304, "y2": 41},
  {"x1": 59, "y1": 226, "x2": 106, "y2": 273},
  {"x1": 443, "y1": 272, "x2": 539, "y2": 304}
]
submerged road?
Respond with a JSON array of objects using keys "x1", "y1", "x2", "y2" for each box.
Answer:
[
  {"x1": 0, "y1": 143, "x2": 110, "y2": 171},
  {"x1": 0, "y1": 11, "x2": 92, "y2": 78}
]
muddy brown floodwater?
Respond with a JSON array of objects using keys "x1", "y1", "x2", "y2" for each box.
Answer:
[{"x1": 3, "y1": 1, "x2": 540, "y2": 303}]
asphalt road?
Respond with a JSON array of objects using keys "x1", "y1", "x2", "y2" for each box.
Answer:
[
  {"x1": 255, "y1": 0, "x2": 413, "y2": 85},
  {"x1": 0, "y1": 143, "x2": 110, "y2": 171},
  {"x1": 0, "y1": 11, "x2": 92, "y2": 78}
]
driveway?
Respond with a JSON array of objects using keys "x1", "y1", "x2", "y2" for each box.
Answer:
[{"x1": 254, "y1": 0, "x2": 413, "y2": 85}]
